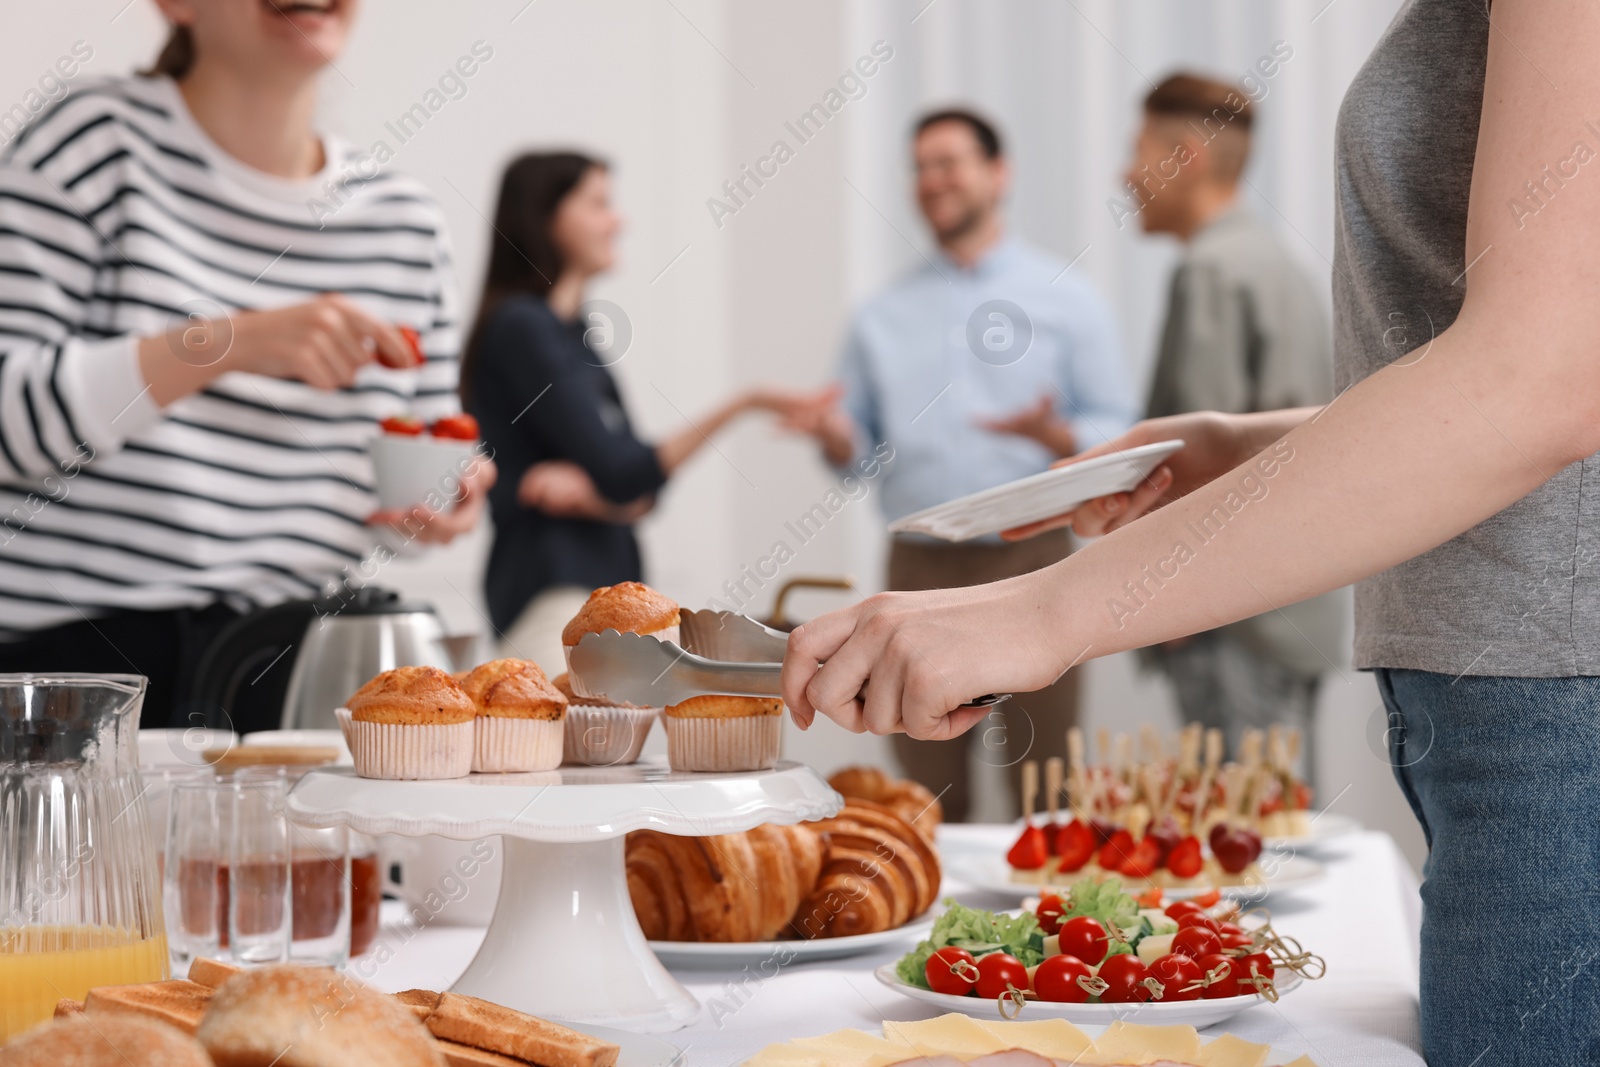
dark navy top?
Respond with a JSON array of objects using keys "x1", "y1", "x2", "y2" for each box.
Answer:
[{"x1": 468, "y1": 295, "x2": 666, "y2": 632}]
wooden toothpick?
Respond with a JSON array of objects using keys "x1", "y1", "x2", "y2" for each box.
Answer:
[{"x1": 1021, "y1": 760, "x2": 1039, "y2": 822}]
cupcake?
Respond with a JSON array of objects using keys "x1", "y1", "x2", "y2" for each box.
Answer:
[
  {"x1": 340, "y1": 666, "x2": 475, "y2": 780},
  {"x1": 663, "y1": 694, "x2": 783, "y2": 772},
  {"x1": 561, "y1": 582, "x2": 682, "y2": 671},
  {"x1": 552, "y1": 672, "x2": 658, "y2": 766},
  {"x1": 458, "y1": 659, "x2": 567, "y2": 773}
]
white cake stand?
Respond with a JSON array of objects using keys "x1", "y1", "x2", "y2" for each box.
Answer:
[{"x1": 286, "y1": 759, "x2": 840, "y2": 1032}]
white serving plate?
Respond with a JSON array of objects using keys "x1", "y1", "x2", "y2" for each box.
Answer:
[
  {"x1": 649, "y1": 915, "x2": 934, "y2": 967},
  {"x1": 1264, "y1": 810, "x2": 1362, "y2": 851},
  {"x1": 945, "y1": 852, "x2": 1325, "y2": 902},
  {"x1": 287, "y1": 761, "x2": 841, "y2": 1032},
  {"x1": 573, "y1": 1022, "x2": 683, "y2": 1067},
  {"x1": 873, "y1": 963, "x2": 1302, "y2": 1029},
  {"x1": 888, "y1": 440, "x2": 1184, "y2": 542}
]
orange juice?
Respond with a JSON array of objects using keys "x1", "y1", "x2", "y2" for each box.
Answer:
[{"x1": 0, "y1": 926, "x2": 168, "y2": 1040}]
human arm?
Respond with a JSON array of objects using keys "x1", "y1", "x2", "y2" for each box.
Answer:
[
  {"x1": 476, "y1": 301, "x2": 666, "y2": 504},
  {"x1": 522, "y1": 383, "x2": 822, "y2": 517},
  {"x1": 652, "y1": 384, "x2": 816, "y2": 476},
  {"x1": 999, "y1": 407, "x2": 1316, "y2": 540},
  {"x1": 976, "y1": 393, "x2": 1079, "y2": 458},
  {"x1": 517, "y1": 460, "x2": 653, "y2": 523},
  {"x1": 779, "y1": 323, "x2": 875, "y2": 467},
  {"x1": 137, "y1": 295, "x2": 416, "y2": 407},
  {"x1": 0, "y1": 161, "x2": 413, "y2": 480},
  {"x1": 366, "y1": 227, "x2": 495, "y2": 545},
  {"x1": 782, "y1": 0, "x2": 1600, "y2": 736}
]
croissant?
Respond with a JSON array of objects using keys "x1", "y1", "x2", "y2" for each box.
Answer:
[
  {"x1": 829, "y1": 766, "x2": 943, "y2": 840},
  {"x1": 788, "y1": 801, "x2": 941, "y2": 940},
  {"x1": 625, "y1": 823, "x2": 822, "y2": 942}
]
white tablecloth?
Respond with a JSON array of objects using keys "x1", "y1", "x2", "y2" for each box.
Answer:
[{"x1": 362, "y1": 826, "x2": 1425, "y2": 1066}]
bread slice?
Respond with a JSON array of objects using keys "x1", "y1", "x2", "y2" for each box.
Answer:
[
  {"x1": 188, "y1": 957, "x2": 243, "y2": 989},
  {"x1": 53, "y1": 998, "x2": 85, "y2": 1018},
  {"x1": 85, "y1": 979, "x2": 213, "y2": 1034},
  {"x1": 421, "y1": 993, "x2": 620, "y2": 1067},
  {"x1": 395, "y1": 988, "x2": 445, "y2": 1020},
  {"x1": 0, "y1": 1014, "x2": 212, "y2": 1067},
  {"x1": 197, "y1": 965, "x2": 443, "y2": 1067},
  {"x1": 437, "y1": 1041, "x2": 535, "y2": 1067}
]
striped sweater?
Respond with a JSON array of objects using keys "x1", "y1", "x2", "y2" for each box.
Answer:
[{"x1": 0, "y1": 75, "x2": 462, "y2": 639}]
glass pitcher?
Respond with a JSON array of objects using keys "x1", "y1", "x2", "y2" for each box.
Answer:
[{"x1": 0, "y1": 674, "x2": 167, "y2": 1040}]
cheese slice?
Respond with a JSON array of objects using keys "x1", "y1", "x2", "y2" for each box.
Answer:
[
  {"x1": 972, "y1": 1018, "x2": 1097, "y2": 1060},
  {"x1": 1083, "y1": 1021, "x2": 1203, "y2": 1066},
  {"x1": 791, "y1": 1028, "x2": 918, "y2": 1067},
  {"x1": 744, "y1": 1044, "x2": 829, "y2": 1067},
  {"x1": 1194, "y1": 1033, "x2": 1270, "y2": 1067},
  {"x1": 883, "y1": 1015, "x2": 1009, "y2": 1060},
  {"x1": 1280, "y1": 1058, "x2": 1320, "y2": 1067}
]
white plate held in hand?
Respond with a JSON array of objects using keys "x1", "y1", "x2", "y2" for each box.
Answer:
[{"x1": 888, "y1": 440, "x2": 1184, "y2": 542}]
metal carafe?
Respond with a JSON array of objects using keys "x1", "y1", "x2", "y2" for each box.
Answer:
[
  {"x1": 190, "y1": 585, "x2": 455, "y2": 734},
  {"x1": 0, "y1": 674, "x2": 166, "y2": 1040}
]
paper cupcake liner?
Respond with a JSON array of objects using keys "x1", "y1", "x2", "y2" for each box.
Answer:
[
  {"x1": 472, "y1": 715, "x2": 564, "y2": 773},
  {"x1": 563, "y1": 622, "x2": 683, "y2": 672},
  {"x1": 336, "y1": 708, "x2": 473, "y2": 780},
  {"x1": 562, "y1": 704, "x2": 659, "y2": 766},
  {"x1": 664, "y1": 714, "x2": 781, "y2": 773}
]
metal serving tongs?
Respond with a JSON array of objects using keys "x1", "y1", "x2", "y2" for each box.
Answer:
[{"x1": 567, "y1": 608, "x2": 1009, "y2": 710}]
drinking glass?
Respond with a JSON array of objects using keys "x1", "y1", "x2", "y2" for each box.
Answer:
[
  {"x1": 163, "y1": 776, "x2": 223, "y2": 977},
  {"x1": 228, "y1": 768, "x2": 292, "y2": 965},
  {"x1": 288, "y1": 821, "x2": 350, "y2": 968}
]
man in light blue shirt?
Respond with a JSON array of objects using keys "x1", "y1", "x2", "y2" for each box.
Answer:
[{"x1": 794, "y1": 108, "x2": 1136, "y2": 820}]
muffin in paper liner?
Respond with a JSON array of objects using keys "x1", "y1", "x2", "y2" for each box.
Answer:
[
  {"x1": 562, "y1": 622, "x2": 681, "y2": 673},
  {"x1": 473, "y1": 714, "x2": 564, "y2": 773},
  {"x1": 335, "y1": 707, "x2": 473, "y2": 780},
  {"x1": 562, "y1": 704, "x2": 659, "y2": 766},
  {"x1": 664, "y1": 713, "x2": 782, "y2": 772}
]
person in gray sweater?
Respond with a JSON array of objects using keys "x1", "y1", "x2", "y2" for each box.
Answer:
[{"x1": 1124, "y1": 73, "x2": 1341, "y2": 777}]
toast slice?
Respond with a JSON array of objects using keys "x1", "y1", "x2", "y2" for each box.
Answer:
[
  {"x1": 85, "y1": 979, "x2": 213, "y2": 1034},
  {"x1": 186, "y1": 957, "x2": 242, "y2": 989},
  {"x1": 395, "y1": 988, "x2": 445, "y2": 1020},
  {"x1": 421, "y1": 993, "x2": 620, "y2": 1067},
  {"x1": 438, "y1": 1040, "x2": 538, "y2": 1067},
  {"x1": 53, "y1": 998, "x2": 85, "y2": 1018}
]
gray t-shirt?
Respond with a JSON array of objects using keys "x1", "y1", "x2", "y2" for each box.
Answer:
[{"x1": 1334, "y1": 0, "x2": 1599, "y2": 676}]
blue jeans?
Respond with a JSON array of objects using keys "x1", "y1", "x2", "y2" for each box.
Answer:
[{"x1": 1378, "y1": 669, "x2": 1600, "y2": 1067}]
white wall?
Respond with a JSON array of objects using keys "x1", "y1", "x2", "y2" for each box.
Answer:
[{"x1": 2, "y1": 0, "x2": 1424, "y2": 871}]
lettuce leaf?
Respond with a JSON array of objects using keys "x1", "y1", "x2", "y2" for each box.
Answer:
[
  {"x1": 894, "y1": 899, "x2": 1047, "y2": 988},
  {"x1": 1059, "y1": 876, "x2": 1140, "y2": 932}
]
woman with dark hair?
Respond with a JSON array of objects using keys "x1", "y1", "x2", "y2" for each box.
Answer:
[
  {"x1": 0, "y1": 0, "x2": 491, "y2": 726},
  {"x1": 464, "y1": 153, "x2": 813, "y2": 671}
]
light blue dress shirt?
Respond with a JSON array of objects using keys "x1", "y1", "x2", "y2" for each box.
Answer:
[{"x1": 838, "y1": 237, "x2": 1136, "y2": 524}]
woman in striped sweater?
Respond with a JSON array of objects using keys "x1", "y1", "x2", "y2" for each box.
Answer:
[{"x1": 0, "y1": 0, "x2": 492, "y2": 724}]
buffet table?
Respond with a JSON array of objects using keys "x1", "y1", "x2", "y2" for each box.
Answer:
[{"x1": 362, "y1": 825, "x2": 1425, "y2": 1066}]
